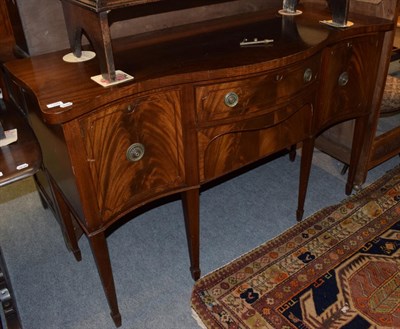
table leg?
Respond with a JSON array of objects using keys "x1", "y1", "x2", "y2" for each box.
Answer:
[
  {"x1": 346, "y1": 115, "x2": 368, "y2": 195},
  {"x1": 297, "y1": 138, "x2": 315, "y2": 221},
  {"x1": 50, "y1": 179, "x2": 82, "y2": 261},
  {"x1": 289, "y1": 144, "x2": 297, "y2": 162},
  {"x1": 181, "y1": 189, "x2": 201, "y2": 280},
  {"x1": 88, "y1": 232, "x2": 122, "y2": 327}
]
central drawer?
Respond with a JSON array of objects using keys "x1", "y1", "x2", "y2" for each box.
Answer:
[
  {"x1": 197, "y1": 93, "x2": 315, "y2": 182},
  {"x1": 195, "y1": 54, "x2": 320, "y2": 125}
]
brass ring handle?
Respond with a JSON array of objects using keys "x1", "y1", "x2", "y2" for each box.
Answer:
[
  {"x1": 224, "y1": 92, "x2": 239, "y2": 108},
  {"x1": 126, "y1": 143, "x2": 145, "y2": 162},
  {"x1": 303, "y1": 68, "x2": 313, "y2": 83},
  {"x1": 338, "y1": 72, "x2": 349, "y2": 86}
]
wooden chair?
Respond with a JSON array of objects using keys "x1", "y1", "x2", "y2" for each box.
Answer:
[
  {"x1": 0, "y1": 99, "x2": 42, "y2": 187},
  {"x1": 0, "y1": 97, "x2": 42, "y2": 329}
]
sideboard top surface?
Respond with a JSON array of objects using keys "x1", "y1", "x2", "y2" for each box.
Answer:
[
  {"x1": 64, "y1": 0, "x2": 162, "y2": 11},
  {"x1": 63, "y1": 0, "x2": 242, "y2": 12},
  {"x1": 4, "y1": 4, "x2": 394, "y2": 124}
]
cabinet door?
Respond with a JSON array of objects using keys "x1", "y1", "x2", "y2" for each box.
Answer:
[
  {"x1": 314, "y1": 34, "x2": 382, "y2": 132},
  {"x1": 80, "y1": 89, "x2": 185, "y2": 222}
]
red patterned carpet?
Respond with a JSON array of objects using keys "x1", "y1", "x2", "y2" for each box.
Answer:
[{"x1": 191, "y1": 166, "x2": 400, "y2": 328}]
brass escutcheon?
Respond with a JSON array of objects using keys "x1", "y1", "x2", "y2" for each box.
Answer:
[{"x1": 126, "y1": 143, "x2": 145, "y2": 162}]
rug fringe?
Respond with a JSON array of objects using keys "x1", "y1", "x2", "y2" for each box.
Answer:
[{"x1": 191, "y1": 308, "x2": 208, "y2": 329}]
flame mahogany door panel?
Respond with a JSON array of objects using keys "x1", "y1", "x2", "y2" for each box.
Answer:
[{"x1": 79, "y1": 89, "x2": 185, "y2": 223}]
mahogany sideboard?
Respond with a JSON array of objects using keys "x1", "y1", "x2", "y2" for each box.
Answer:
[{"x1": 3, "y1": 1, "x2": 397, "y2": 326}]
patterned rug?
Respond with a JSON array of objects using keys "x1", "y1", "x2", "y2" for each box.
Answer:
[{"x1": 191, "y1": 166, "x2": 400, "y2": 328}]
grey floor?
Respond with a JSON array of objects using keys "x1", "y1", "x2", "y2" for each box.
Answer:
[{"x1": 0, "y1": 147, "x2": 399, "y2": 329}]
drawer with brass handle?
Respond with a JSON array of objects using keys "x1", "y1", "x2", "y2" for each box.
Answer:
[
  {"x1": 195, "y1": 54, "x2": 320, "y2": 125},
  {"x1": 197, "y1": 93, "x2": 314, "y2": 181}
]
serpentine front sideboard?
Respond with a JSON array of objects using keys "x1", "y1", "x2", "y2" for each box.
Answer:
[{"x1": 3, "y1": 1, "x2": 396, "y2": 326}]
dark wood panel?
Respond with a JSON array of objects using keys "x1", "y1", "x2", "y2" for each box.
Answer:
[
  {"x1": 0, "y1": 1, "x2": 14, "y2": 47},
  {"x1": 370, "y1": 126, "x2": 400, "y2": 167},
  {"x1": 0, "y1": 0, "x2": 28, "y2": 62},
  {"x1": 314, "y1": 33, "x2": 383, "y2": 133}
]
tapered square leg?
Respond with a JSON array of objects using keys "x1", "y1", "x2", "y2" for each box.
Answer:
[
  {"x1": 50, "y1": 179, "x2": 82, "y2": 261},
  {"x1": 182, "y1": 189, "x2": 201, "y2": 280},
  {"x1": 88, "y1": 232, "x2": 121, "y2": 327},
  {"x1": 297, "y1": 138, "x2": 315, "y2": 221}
]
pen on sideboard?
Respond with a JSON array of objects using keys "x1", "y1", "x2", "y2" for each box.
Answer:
[{"x1": 240, "y1": 38, "x2": 274, "y2": 47}]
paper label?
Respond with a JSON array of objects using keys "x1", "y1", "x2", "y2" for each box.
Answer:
[{"x1": 0, "y1": 129, "x2": 18, "y2": 147}]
